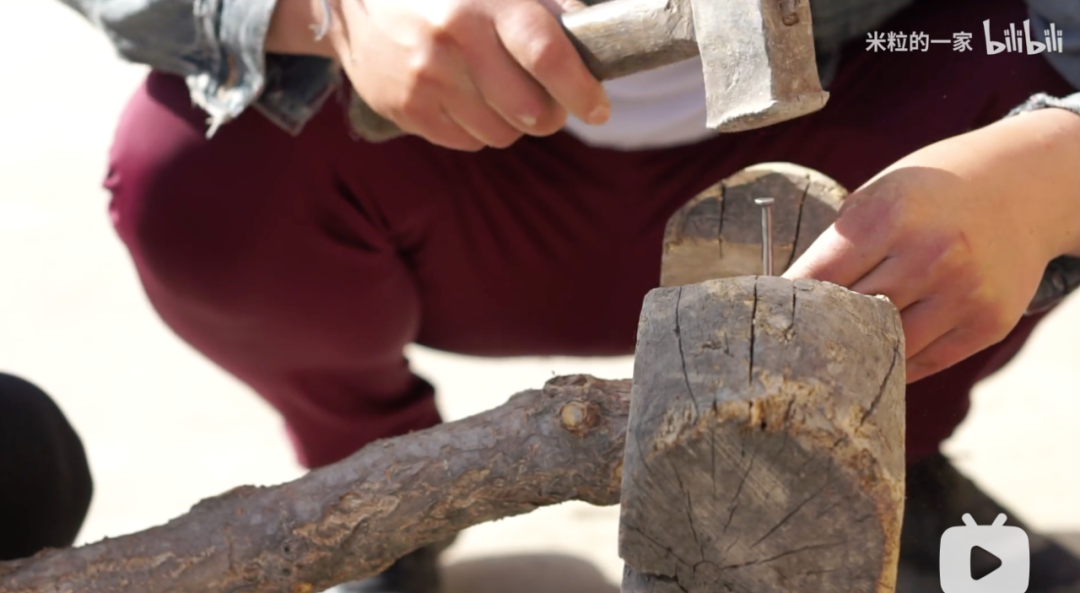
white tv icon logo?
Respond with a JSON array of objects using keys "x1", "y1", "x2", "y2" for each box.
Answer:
[{"x1": 940, "y1": 513, "x2": 1030, "y2": 593}]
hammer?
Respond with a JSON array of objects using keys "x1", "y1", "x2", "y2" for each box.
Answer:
[
  {"x1": 618, "y1": 162, "x2": 906, "y2": 593},
  {"x1": 346, "y1": 0, "x2": 829, "y2": 141}
]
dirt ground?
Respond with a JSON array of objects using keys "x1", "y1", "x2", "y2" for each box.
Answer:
[{"x1": 1, "y1": 3, "x2": 1077, "y2": 591}]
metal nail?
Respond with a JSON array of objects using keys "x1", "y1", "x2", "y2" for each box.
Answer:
[{"x1": 754, "y1": 198, "x2": 775, "y2": 276}]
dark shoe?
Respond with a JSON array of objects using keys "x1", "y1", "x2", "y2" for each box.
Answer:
[
  {"x1": 0, "y1": 372, "x2": 94, "y2": 561},
  {"x1": 331, "y1": 536, "x2": 455, "y2": 593},
  {"x1": 898, "y1": 452, "x2": 1080, "y2": 592}
]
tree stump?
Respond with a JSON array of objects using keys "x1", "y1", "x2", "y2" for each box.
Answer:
[
  {"x1": 619, "y1": 276, "x2": 905, "y2": 593},
  {"x1": 660, "y1": 163, "x2": 847, "y2": 287}
]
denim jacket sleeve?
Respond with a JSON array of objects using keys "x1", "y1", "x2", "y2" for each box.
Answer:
[
  {"x1": 1010, "y1": 0, "x2": 1080, "y2": 314},
  {"x1": 1013, "y1": 0, "x2": 1080, "y2": 118},
  {"x1": 57, "y1": 0, "x2": 339, "y2": 136}
]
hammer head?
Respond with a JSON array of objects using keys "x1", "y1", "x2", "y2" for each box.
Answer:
[{"x1": 690, "y1": 0, "x2": 829, "y2": 131}]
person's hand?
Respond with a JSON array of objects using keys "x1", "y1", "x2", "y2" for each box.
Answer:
[
  {"x1": 782, "y1": 109, "x2": 1080, "y2": 383},
  {"x1": 317, "y1": 0, "x2": 610, "y2": 151}
]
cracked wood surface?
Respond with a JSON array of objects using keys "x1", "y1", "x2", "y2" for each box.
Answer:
[
  {"x1": 0, "y1": 377, "x2": 630, "y2": 593},
  {"x1": 619, "y1": 276, "x2": 905, "y2": 593},
  {"x1": 660, "y1": 163, "x2": 848, "y2": 287}
]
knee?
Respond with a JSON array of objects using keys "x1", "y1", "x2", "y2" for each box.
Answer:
[
  {"x1": 104, "y1": 73, "x2": 267, "y2": 312},
  {"x1": 0, "y1": 373, "x2": 93, "y2": 560}
]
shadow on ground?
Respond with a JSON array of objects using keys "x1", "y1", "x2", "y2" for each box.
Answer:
[
  {"x1": 444, "y1": 554, "x2": 618, "y2": 593},
  {"x1": 430, "y1": 538, "x2": 1080, "y2": 593},
  {"x1": 1059, "y1": 533, "x2": 1080, "y2": 556},
  {"x1": 441, "y1": 535, "x2": 1080, "y2": 593}
]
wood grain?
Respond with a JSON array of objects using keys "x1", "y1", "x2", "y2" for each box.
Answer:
[
  {"x1": 660, "y1": 163, "x2": 847, "y2": 287},
  {"x1": 619, "y1": 276, "x2": 905, "y2": 593}
]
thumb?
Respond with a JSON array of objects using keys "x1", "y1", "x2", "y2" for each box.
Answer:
[{"x1": 781, "y1": 224, "x2": 868, "y2": 287}]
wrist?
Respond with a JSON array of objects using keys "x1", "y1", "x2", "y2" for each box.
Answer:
[
  {"x1": 977, "y1": 107, "x2": 1080, "y2": 259},
  {"x1": 266, "y1": 0, "x2": 338, "y2": 58}
]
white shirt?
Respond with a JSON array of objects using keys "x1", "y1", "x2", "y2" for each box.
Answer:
[{"x1": 561, "y1": 56, "x2": 714, "y2": 150}]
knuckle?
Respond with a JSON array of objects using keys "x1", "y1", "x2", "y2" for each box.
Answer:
[
  {"x1": 917, "y1": 229, "x2": 974, "y2": 277},
  {"x1": 396, "y1": 91, "x2": 433, "y2": 122},
  {"x1": 426, "y1": 0, "x2": 474, "y2": 34},
  {"x1": 970, "y1": 298, "x2": 1015, "y2": 341},
  {"x1": 889, "y1": 205, "x2": 921, "y2": 239},
  {"x1": 942, "y1": 229, "x2": 974, "y2": 262},
  {"x1": 950, "y1": 261, "x2": 984, "y2": 294},
  {"x1": 845, "y1": 182, "x2": 923, "y2": 243},
  {"x1": 405, "y1": 44, "x2": 451, "y2": 88},
  {"x1": 840, "y1": 201, "x2": 897, "y2": 246},
  {"x1": 428, "y1": 26, "x2": 458, "y2": 54},
  {"x1": 519, "y1": 34, "x2": 568, "y2": 78}
]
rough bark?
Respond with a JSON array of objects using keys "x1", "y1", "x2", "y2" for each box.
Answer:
[
  {"x1": 0, "y1": 377, "x2": 631, "y2": 593},
  {"x1": 619, "y1": 276, "x2": 905, "y2": 593},
  {"x1": 660, "y1": 163, "x2": 848, "y2": 287}
]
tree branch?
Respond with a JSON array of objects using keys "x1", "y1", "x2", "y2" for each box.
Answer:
[{"x1": 0, "y1": 375, "x2": 631, "y2": 593}]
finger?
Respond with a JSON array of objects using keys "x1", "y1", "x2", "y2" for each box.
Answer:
[
  {"x1": 905, "y1": 327, "x2": 980, "y2": 384},
  {"x1": 896, "y1": 297, "x2": 956, "y2": 361},
  {"x1": 336, "y1": 4, "x2": 488, "y2": 152},
  {"x1": 445, "y1": 105, "x2": 524, "y2": 148},
  {"x1": 462, "y1": 33, "x2": 568, "y2": 136},
  {"x1": 346, "y1": 70, "x2": 485, "y2": 151},
  {"x1": 848, "y1": 255, "x2": 929, "y2": 311},
  {"x1": 494, "y1": 2, "x2": 610, "y2": 126},
  {"x1": 781, "y1": 224, "x2": 884, "y2": 288},
  {"x1": 367, "y1": 42, "x2": 487, "y2": 151},
  {"x1": 441, "y1": 73, "x2": 527, "y2": 147},
  {"x1": 395, "y1": 98, "x2": 486, "y2": 151}
]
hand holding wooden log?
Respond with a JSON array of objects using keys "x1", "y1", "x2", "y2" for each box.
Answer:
[{"x1": 0, "y1": 164, "x2": 905, "y2": 593}]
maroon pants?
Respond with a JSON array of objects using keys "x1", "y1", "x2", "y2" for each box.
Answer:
[{"x1": 105, "y1": 0, "x2": 1072, "y2": 469}]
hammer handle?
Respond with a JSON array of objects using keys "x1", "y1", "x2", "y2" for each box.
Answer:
[
  {"x1": 558, "y1": 0, "x2": 698, "y2": 80},
  {"x1": 347, "y1": 0, "x2": 698, "y2": 142}
]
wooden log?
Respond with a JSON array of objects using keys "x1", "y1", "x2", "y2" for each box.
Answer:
[
  {"x1": 660, "y1": 163, "x2": 847, "y2": 287},
  {"x1": 619, "y1": 276, "x2": 905, "y2": 593},
  {"x1": 0, "y1": 377, "x2": 631, "y2": 593}
]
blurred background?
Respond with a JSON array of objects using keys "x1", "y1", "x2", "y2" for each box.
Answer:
[{"x1": 1, "y1": 1, "x2": 1077, "y2": 587}]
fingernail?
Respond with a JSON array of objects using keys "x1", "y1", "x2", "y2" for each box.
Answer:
[
  {"x1": 587, "y1": 102, "x2": 609, "y2": 125},
  {"x1": 519, "y1": 114, "x2": 537, "y2": 128}
]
